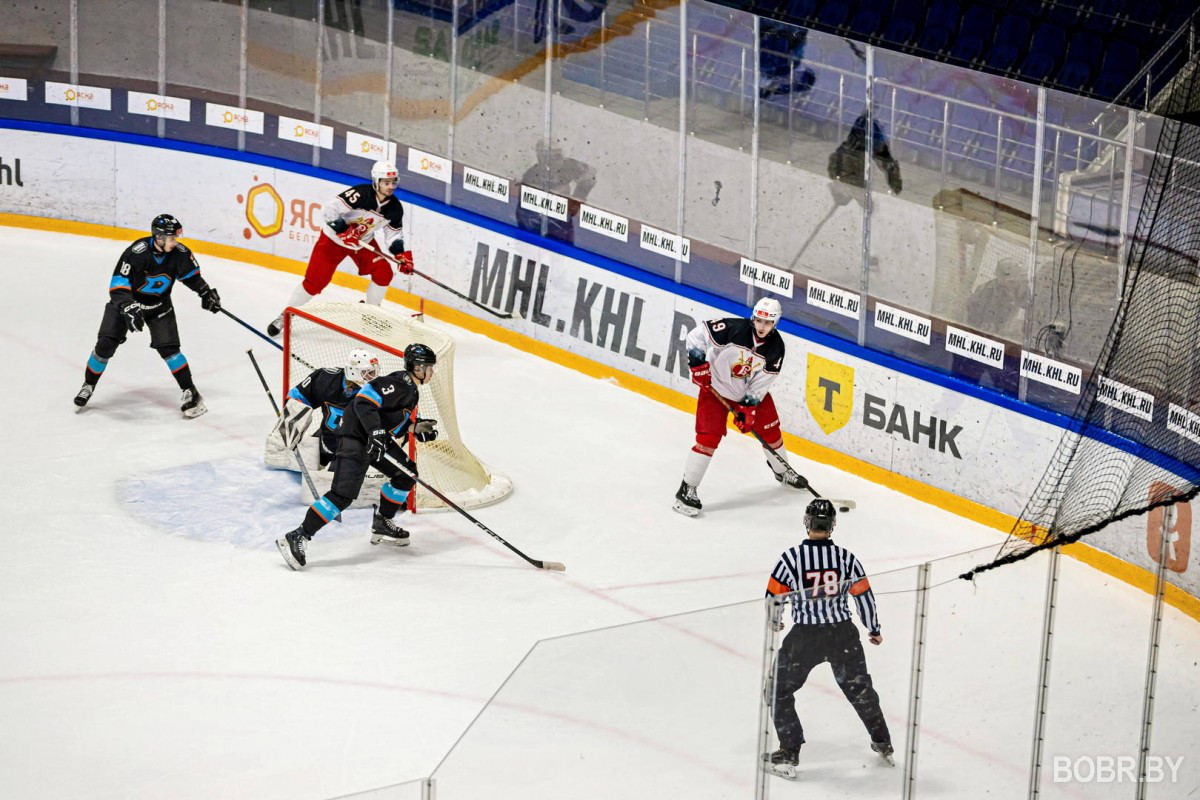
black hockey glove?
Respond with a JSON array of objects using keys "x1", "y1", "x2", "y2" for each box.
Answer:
[
  {"x1": 412, "y1": 418, "x2": 438, "y2": 443},
  {"x1": 366, "y1": 428, "x2": 389, "y2": 462},
  {"x1": 118, "y1": 301, "x2": 145, "y2": 332},
  {"x1": 329, "y1": 217, "x2": 349, "y2": 235},
  {"x1": 388, "y1": 238, "x2": 406, "y2": 256},
  {"x1": 199, "y1": 286, "x2": 221, "y2": 313}
]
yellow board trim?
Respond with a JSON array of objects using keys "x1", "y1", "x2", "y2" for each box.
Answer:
[{"x1": 6, "y1": 211, "x2": 1197, "y2": 622}]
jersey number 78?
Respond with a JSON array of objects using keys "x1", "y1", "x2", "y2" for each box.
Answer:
[{"x1": 803, "y1": 569, "x2": 840, "y2": 598}]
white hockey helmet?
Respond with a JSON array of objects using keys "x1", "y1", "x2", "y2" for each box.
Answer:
[
  {"x1": 345, "y1": 349, "x2": 380, "y2": 386},
  {"x1": 752, "y1": 297, "x2": 782, "y2": 328},
  {"x1": 371, "y1": 160, "x2": 399, "y2": 190}
]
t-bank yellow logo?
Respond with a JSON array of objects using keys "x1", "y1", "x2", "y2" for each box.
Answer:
[{"x1": 806, "y1": 353, "x2": 855, "y2": 434}]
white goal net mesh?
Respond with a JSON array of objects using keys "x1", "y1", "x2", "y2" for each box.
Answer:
[{"x1": 264, "y1": 301, "x2": 512, "y2": 512}]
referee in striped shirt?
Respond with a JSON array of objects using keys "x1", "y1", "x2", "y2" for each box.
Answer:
[{"x1": 763, "y1": 499, "x2": 892, "y2": 772}]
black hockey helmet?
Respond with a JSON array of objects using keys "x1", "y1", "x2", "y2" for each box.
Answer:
[
  {"x1": 804, "y1": 498, "x2": 837, "y2": 534},
  {"x1": 404, "y1": 342, "x2": 437, "y2": 373},
  {"x1": 151, "y1": 213, "x2": 182, "y2": 238}
]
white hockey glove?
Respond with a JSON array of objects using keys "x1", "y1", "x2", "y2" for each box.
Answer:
[{"x1": 279, "y1": 400, "x2": 314, "y2": 451}]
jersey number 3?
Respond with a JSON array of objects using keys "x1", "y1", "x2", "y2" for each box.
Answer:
[{"x1": 803, "y1": 569, "x2": 840, "y2": 598}]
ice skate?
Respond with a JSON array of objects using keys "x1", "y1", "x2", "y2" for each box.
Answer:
[
  {"x1": 276, "y1": 527, "x2": 311, "y2": 570},
  {"x1": 772, "y1": 466, "x2": 809, "y2": 490},
  {"x1": 180, "y1": 388, "x2": 207, "y2": 418},
  {"x1": 267, "y1": 313, "x2": 284, "y2": 338},
  {"x1": 871, "y1": 740, "x2": 895, "y2": 766},
  {"x1": 762, "y1": 746, "x2": 799, "y2": 780},
  {"x1": 672, "y1": 480, "x2": 702, "y2": 517},
  {"x1": 370, "y1": 507, "x2": 410, "y2": 547},
  {"x1": 74, "y1": 383, "x2": 93, "y2": 409}
]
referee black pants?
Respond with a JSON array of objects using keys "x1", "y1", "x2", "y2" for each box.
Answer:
[{"x1": 772, "y1": 620, "x2": 890, "y2": 750}]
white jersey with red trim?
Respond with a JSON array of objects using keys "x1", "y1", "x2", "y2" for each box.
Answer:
[
  {"x1": 321, "y1": 182, "x2": 405, "y2": 253},
  {"x1": 685, "y1": 317, "x2": 785, "y2": 405}
]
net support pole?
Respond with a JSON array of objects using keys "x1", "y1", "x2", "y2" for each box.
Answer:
[
  {"x1": 1136, "y1": 505, "x2": 1173, "y2": 797},
  {"x1": 902, "y1": 561, "x2": 930, "y2": 800},
  {"x1": 754, "y1": 595, "x2": 785, "y2": 800},
  {"x1": 1027, "y1": 545, "x2": 1061, "y2": 798}
]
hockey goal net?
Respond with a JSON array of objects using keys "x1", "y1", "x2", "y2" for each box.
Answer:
[{"x1": 264, "y1": 301, "x2": 512, "y2": 512}]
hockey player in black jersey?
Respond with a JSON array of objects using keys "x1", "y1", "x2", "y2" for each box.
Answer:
[
  {"x1": 74, "y1": 214, "x2": 221, "y2": 417},
  {"x1": 762, "y1": 500, "x2": 893, "y2": 779},
  {"x1": 673, "y1": 296, "x2": 806, "y2": 516},
  {"x1": 277, "y1": 349, "x2": 381, "y2": 468},
  {"x1": 277, "y1": 343, "x2": 439, "y2": 570},
  {"x1": 266, "y1": 160, "x2": 412, "y2": 337}
]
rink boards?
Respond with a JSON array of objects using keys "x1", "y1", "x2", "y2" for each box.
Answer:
[{"x1": 0, "y1": 122, "x2": 1195, "y2": 609}]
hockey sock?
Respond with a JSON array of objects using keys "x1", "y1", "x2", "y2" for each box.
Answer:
[
  {"x1": 84, "y1": 351, "x2": 109, "y2": 386},
  {"x1": 288, "y1": 283, "x2": 315, "y2": 308},
  {"x1": 162, "y1": 352, "x2": 195, "y2": 390},
  {"x1": 683, "y1": 448, "x2": 712, "y2": 487},
  {"x1": 764, "y1": 445, "x2": 790, "y2": 475},
  {"x1": 378, "y1": 484, "x2": 409, "y2": 518},
  {"x1": 365, "y1": 281, "x2": 388, "y2": 305},
  {"x1": 302, "y1": 495, "x2": 343, "y2": 535}
]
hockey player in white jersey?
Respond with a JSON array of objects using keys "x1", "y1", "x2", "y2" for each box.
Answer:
[
  {"x1": 673, "y1": 297, "x2": 806, "y2": 516},
  {"x1": 267, "y1": 160, "x2": 414, "y2": 337}
]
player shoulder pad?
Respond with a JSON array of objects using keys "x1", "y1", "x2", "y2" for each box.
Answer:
[
  {"x1": 131, "y1": 240, "x2": 148, "y2": 254},
  {"x1": 705, "y1": 317, "x2": 745, "y2": 345},
  {"x1": 382, "y1": 196, "x2": 404, "y2": 227},
  {"x1": 175, "y1": 243, "x2": 190, "y2": 254},
  {"x1": 321, "y1": 367, "x2": 340, "y2": 375}
]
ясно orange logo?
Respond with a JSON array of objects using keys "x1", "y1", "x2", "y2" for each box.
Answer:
[
  {"x1": 1146, "y1": 481, "x2": 1191, "y2": 573},
  {"x1": 236, "y1": 175, "x2": 322, "y2": 242}
]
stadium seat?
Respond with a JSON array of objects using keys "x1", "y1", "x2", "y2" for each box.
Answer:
[
  {"x1": 1080, "y1": 0, "x2": 1125, "y2": 34},
  {"x1": 882, "y1": 5, "x2": 923, "y2": 49},
  {"x1": 915, "y1": 0, "x2": 960, "y2": 56},
  {"x1": 1057, "y1": 31, "x2": 1102, "y2": 92},
  {"x1": 1123, "y1": 0, "x2": 1163, "y2": 34},
  {"x1": 1092, "y1": 40, "x2": 1140, "y2": 100},
  {"x1": 1046, "y1": 0, "x2": 1083, "y2": 27},
  {"x1": 816, "y1": 0, "x2": 852, "y2": 31},
  {"x1": 1020, "y1": 22, "x2": 1067, "y2": 82},
  {"x1": 985, "y1": 14, "x2": 1032, "y2": 73},
  {"x1": 848, "y1": 0, "x2": 890, "y2": 40},
  {"x1": 950, "y1": 6, "x2": 995, "y2": 64}
]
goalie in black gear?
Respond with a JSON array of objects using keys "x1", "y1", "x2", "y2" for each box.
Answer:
[
  {"x1": 277, "y1": 349, "x2": 381, "y2": 468},
  {"x1": 762, "y1": 500, "x2": 893, "y2": 779},
  {"x1": 74, "y1": 214, "x2": 221, "y2": 418},
  {"x1": 277, "y1": 343, "x2": 440, "y2": 570}
]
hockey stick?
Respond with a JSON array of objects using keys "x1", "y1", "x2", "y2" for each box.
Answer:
[
  {"x1": 246, "y1": 348, "x2": 340, "y2": 523},
  {"x1": 220, "y1": 308, "x2": 283, "y2": 351},
  {"x1": 368, "y1": 245, "x2": 518, "y2": 320},
  {"x1": 382, "y1": 452, "x2": 565, "y2": 571},
  {"x1": 707, "y1": 387, "x2": 856, "y2": 511}
]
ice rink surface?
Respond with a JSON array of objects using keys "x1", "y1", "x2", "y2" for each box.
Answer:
[{"x1": 1, "y1": 227, "x2": 1197, "y2": 799}]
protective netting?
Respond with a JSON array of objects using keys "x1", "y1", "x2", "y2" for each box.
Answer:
[
  {"x1": 265, "y1": 302, "x2": 513, "y2": 512},
  {"x1": 966, "y1": 62, "x2": 1200, "y2": 578}
]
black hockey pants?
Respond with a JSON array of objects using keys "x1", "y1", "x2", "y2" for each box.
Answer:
[{"x1": 772, "y1": 620, "x2": 890, "y2": 750}]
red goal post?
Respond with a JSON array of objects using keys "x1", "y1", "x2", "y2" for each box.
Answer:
[{"x1": 266, "y1": 301, "x2": 512, "y2": 512}]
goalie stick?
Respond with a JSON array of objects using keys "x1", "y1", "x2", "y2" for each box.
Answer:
[
  {"x1": 381, "y1": 452, "x2": 565, "y2": 572},
  {"x1": 368, "y1": 245, "x2": 520, "y2": 321},
  {"x1": 246, "y1": 348, "x2": 340, "y2": 523},
  {"x1": 707, "y1": 388, "x2": 856, "y2": 511}
]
